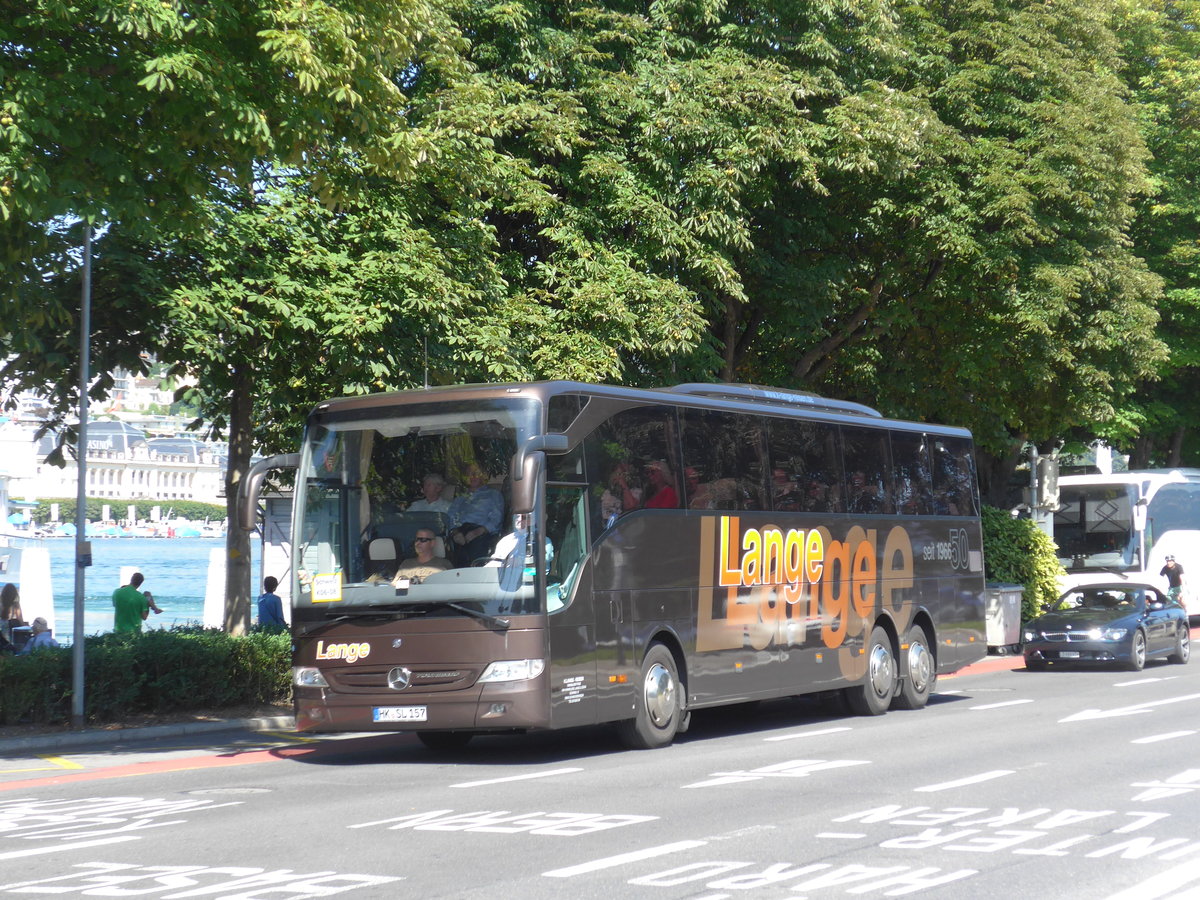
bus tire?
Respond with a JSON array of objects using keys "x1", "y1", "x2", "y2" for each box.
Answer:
[
  {"x1": 618, "y1": 643, "x2": 684, "y2": 749},
  {"x1": 844, "y1": 626, "x2": 895, "y2": 716},
  {"x1": 892, "y1": 625, "x2": 935, "y2": 711},
  {"x1": 417, "y1": 731, "x2": 473, "y2": 752}
]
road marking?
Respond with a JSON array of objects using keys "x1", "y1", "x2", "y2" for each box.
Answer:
[
  {"x1": 0, "y1": 835, "x2": 139, "y2": 861},
  {"x1": 544, "y1": 841, "x2": 707, "y2": 877},
  {"x1": 914, "y1": 770, "x2": 1015, "y2": 792},
  {"x1": 1132, "y1": 731, "x2": 1196, "y2": 744},
  {"x1": 968, "y1": 699, "x2": 1034, "y2": 710},
  {"x1": 0, "y1": 754, "x2": 86, "y2": 775},
  {"x1": 765, "y1": 727, "x2": 852, "y2": 742},
  {"x1": 1130, "y1": 768, "x2": 1200, "y2": 802},
  {"x1": 1059, "y1": 692, "x2": 1200, "y2": 723},
  {"x1": 1104, "y1": 859, "x2": 1200, "y2": 899},
  {"x1": 818, "y1": 832, "x2": 867, "y2": 840},
  {"x1": 451, "y1": 768, "x2": 583, "y2": 788}
]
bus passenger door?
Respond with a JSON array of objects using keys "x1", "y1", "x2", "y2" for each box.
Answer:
[{"x1": 546, "y1": 484, "x2": 601, "y2": 729}]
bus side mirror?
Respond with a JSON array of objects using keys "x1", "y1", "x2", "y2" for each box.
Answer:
[
  {"x1": 511, "y1": 451, "x2": 544, "y2": 515},
  {"x1": 512, "y1": 433, "x2": 569, "y2": 481},
  {"x1": 237, "y1": 453, "x2": 300, "y2": 532}
]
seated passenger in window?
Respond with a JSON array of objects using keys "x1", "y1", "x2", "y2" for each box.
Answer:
[
  {"x1": 448, "y1": 462, "x2": 505, "y2": 565},
  {"x1": 685, "y1": 466, "x2": 714, "y2": 509},
  {"x1": 644, "y1": 460, "x2": 679, "y2": 509},
  {"x1": 392, "y1": 528, "x2": 452, "y2": 585},
  {"x1": 772, "y1": 467, "x2": 801, "y2": 511},
  {"x1": 408, "y1": 473, "x2": 450, "y2": 514},
  {"x1": 847, "y1": 470, "x2": 882, "y2": 514},
  {"x1": 601, "y1": 462, "x2": 643, "y2": 526}
]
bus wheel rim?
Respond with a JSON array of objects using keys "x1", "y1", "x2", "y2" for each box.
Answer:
[
  {"x1": 644, "y1": 663, "x2": 676, "y2": 727},
  {"x1": 908, "y1": 640, "x2": 931, "y2": 693},
  {"x1": 868, "y1": 643, "x2": 895, "y2": 699}
]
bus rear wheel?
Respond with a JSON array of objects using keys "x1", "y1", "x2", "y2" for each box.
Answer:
[
  {"x1": 892, "y1": 625, "x2": 935, "y2": 711},
  {"x1": 844, "y1": 626, "x2": 895, "y2": 716},
  {"x1": 618, "y1": 643, "x2": 684, "y2": 750}
]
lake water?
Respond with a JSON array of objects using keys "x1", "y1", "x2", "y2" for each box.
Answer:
[{"x1": 38, "y1": 536, "x2": 262, "y2": 638}]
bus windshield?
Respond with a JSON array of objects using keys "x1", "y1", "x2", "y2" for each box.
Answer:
[
  {"x1": 293, "y1": 396, "x2": 543, "y2": 617},
  {"x1": 1054, "y1": 483, "x2": 1140, "y2": 571}
]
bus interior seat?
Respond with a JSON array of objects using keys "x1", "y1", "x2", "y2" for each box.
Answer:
[{"x1": 365, "y1": 538, "x2": 399, "y2": 578}]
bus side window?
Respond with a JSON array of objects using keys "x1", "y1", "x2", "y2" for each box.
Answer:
[
  {"x1": 932, "y1": 437, "x2": 979, "y2": 516},
  {"x1": 681, "y1": 409, "x2": 767, "y2": 511},
  {"x1": 584, "y1": 405, "x2": 680, "y2": 531},
  {"x1": 842, "y1": 426, "x2": 893, "y2": 516},
  {"x1": 767, "y1": 418, "x2": 844, "y2": 514},
  {"x1": 890, "y1": 432, "x2": 932, "y2": 515}
]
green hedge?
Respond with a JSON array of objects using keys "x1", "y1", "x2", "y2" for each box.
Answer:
[
  {"x1": 0, "y1": 627, "x2": 291, "y2": 726},
  {"x1": 981, "y1": 505, "x2": 1064, "y2": 619}
]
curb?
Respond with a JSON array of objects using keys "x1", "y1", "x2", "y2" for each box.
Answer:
[{"x1": 0, "y1": 715, "x2": 296, "y2": 757}]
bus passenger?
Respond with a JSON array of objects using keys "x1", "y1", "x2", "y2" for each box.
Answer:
[
  {"x1": 644, "y1": 460, "x2": 679, "y2": 509},
  {"x1": 602, "y1": 462, "x2": 643, "y2": 526},
  {"x1": 685, "y1": 467, "x2": 713, "y2": 509},
  {"x1": 448, "y1": 463, "x2": 504, "y2": 566},
  {"x1": 393, "y1": 529, "x2": 452, "y2": 584},
  {"x1": 408, "y1": 473, "x2": 450, "y2": 513}
]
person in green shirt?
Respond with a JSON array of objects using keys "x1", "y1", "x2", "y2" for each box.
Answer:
[{"x1": 112, "y1": 572, "x2": 161, "y2": 633}]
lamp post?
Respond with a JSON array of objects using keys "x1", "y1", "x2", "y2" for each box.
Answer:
[{"x1": 71, "y1": 222, "x2": 92, "y2": 730}]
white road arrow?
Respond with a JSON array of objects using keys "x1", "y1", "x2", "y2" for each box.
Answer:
[{"x1": 1059, "y1": 692, "x2": 1200, "y2": 723}]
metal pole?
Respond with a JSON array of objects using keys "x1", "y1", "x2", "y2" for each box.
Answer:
[{"x1": 71, "y1": 223, "x2": 92, "y2": 729}]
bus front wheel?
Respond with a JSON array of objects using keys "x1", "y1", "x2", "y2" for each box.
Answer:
[
  {"x1": 892, "y1": 625, "x2": 935, "y2": 711},
  {"x1": 618, "y1": 643, "x2": 684, "y2": 750},
  {"x1": 844, "y1": 626, "x2": 895, "y2": 716}
]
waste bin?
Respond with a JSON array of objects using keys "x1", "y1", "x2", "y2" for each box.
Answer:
[{"x1": 985, "y1": 583, "x2": 1024, "y2": 654}]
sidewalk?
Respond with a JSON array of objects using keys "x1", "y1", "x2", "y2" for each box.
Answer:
[{"x1": 0, "y1": 711, "x2": 296, "y2": 757}]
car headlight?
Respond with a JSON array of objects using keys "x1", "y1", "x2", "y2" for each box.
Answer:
[
  {"x1": 1086, "y1": 627, "x2": 1128, "y2": 642},
  {"x1": 478, "y1": 659, "x2": 545, "y2": 683},
  {"x1": 293, "y1": 666, "x2": 329, "y2": 687},
  {"x1": 1023, "y1": 630, "x2": 1037, "y2": 642}
]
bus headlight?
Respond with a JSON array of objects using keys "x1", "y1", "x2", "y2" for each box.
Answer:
[
  {"x1": 477, "y1": 659, "x2": 546, "y2": 683},
  {"x1": 293, "y1": 666, "x2": 329, "y2": 688}
]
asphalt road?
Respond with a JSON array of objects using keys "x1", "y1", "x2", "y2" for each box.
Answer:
[{"x1": 1, "y1": 647, "x2": 1198, "y2": 900}]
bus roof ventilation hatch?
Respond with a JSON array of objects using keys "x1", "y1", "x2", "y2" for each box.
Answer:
[{"x1": 666, "y1": 383, "x2": 883, "y2": 419}]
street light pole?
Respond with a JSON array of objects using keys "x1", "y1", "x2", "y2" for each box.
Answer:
[{"x1": 71, "y1": 223, "x2": 92, "y2": 730}]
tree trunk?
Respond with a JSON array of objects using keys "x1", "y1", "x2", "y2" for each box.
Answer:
[
  {"x1": 975, "y1": 439, "x2": 1027, "y2": 510},
  {"x1": 223, "y1": 362, "x2": 254, "y2": 634},
  {"x1": 1168, "y1": 426, "x2": 1185, "y2": 468}
]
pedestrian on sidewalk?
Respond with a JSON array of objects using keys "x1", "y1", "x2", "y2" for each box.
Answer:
[
  {"x1": 257, "y1": 576, "x2": 286, "y2": 628},
  {"x1": 112, "y1": 572, "x2": 162, "y2": 634}
]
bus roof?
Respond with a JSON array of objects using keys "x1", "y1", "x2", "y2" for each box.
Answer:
[{"x1": 308, "y1": 380, "x2": 972, "y2": 437}]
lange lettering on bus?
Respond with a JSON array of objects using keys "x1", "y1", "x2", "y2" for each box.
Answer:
[
  {"x1": 316, "y1": 640, "x2": 371, "y2": 663},
  {"x1": 700, "y1": 516, "x2": 914, "y2": 651}
]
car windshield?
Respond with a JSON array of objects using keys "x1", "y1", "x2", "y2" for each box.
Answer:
[{"x1": 1054, "y1": 589, "x2": 1141, "y2": 613}]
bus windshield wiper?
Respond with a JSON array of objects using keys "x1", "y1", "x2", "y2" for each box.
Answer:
[{"x1": 440, "y1": 602, "x2": 510, "y2": 631}]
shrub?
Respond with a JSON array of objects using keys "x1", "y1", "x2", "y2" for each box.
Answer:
[
  {"x1": 981, "y1": 505, "x2": 1064, "y2": 619},
  {"x1": 0, "y1": 627, "x2": 291, "y2": 726}
]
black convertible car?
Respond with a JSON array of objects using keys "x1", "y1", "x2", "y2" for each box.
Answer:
[{"x1": 1023, "y1": 583, "x2": 1191, "y2": 672}]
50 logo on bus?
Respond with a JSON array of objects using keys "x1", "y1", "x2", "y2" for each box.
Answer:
[
  {"x1": 697, "y1": 516, "x2": 914, "y2": 653},
  {"x1": 921, "y1": 528, "x2": 972, "y2": 571}
]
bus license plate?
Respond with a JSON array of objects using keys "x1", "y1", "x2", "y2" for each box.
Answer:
[
  {"x1": 1059, "y1": 651, "x2": 1080, "y2": 659},
  {"x1": 373, "y1": 706, "x2": 428, "y2": 723}
]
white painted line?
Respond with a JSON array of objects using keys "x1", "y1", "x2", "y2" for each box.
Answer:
[
  {"x1": 543, "y1": 840, "x2": 707, "y2": 877},
  {"x1": 914, "y1": 770, "x2": 1015, "y2": 793},
  {"x1": 969, "y1": 699, "x2": 1034, "y2": 711},
  {"x1": 818, "y1": 832, "x2": 867, "y2": 840},
  {"x1": 1114, "y1": 677, "x2": 1166, "y2": 687},
  {"x1": 1060, "y1": 692, "x2": 1200, "y2": 723},
  {"x1": 765, "y1": 727, "x2": 852, "y2": 742},
  {"x1": 1132, "y1": 731, "x2": 1196, "y2": 744},
  {"x1": 451, "y1": 767, "x2": 584, "y2": 788},
  {"x1": 0, "y1": 835, "x2": 139, "y2": 862},
  {"x1": 1103, "y1": 859, "x2": 1200, "y2": 899}
]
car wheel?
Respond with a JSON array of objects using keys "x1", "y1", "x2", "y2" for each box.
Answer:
[
  {"x1": 1025, "y1": 657, "x2": 1047, "y2": 672},
  {"x1": 844, "y1": 626, "x2": 895, "y2": 716},
  {"x1": 1168, "y1": 625, "x2": 1191, "y2": 665},
  {"x1": 1124, "y1": 630, "x2": 1147, "y2": 672},
  {"x1": 892, "y1": 625, "x2": 935, "y2": 710}
]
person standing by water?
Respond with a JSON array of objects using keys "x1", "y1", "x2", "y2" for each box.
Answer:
[
  {"x1": 257, "y1": 576, "x2": 286, "y2": 628},
  {"x1": 112, "y1": 572, "x2": 161, "y2": 633},
  {"x1": 1160, "y1": 555, "x2": 1185, "y2": 604}
]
